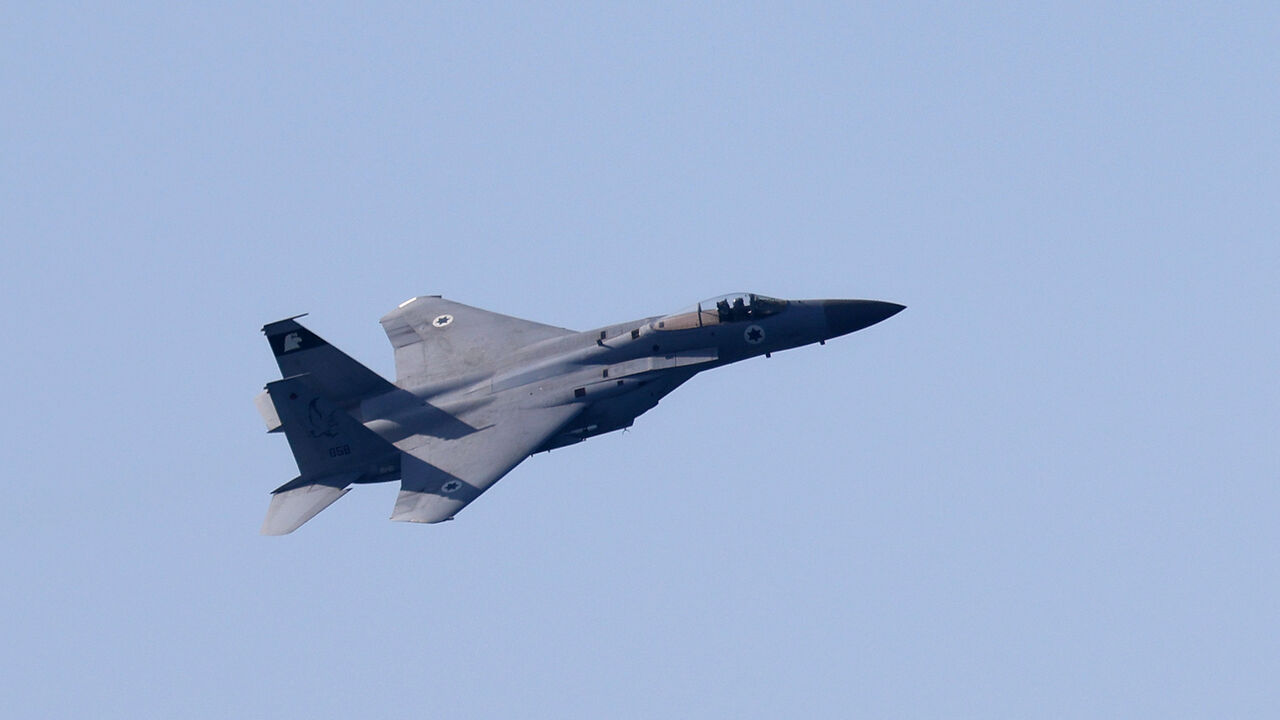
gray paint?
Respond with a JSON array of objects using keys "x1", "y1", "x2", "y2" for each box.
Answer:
[{"x1": 256, "y1": 293, "x2": 904, "y2": 534}]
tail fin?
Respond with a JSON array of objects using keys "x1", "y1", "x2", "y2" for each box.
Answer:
[
  {"x1": 259, "y1": 375, "x2": 401, "y2": 534},
  {"x1": 263, "y1": 316, "x2": 394, "y2": 411}
]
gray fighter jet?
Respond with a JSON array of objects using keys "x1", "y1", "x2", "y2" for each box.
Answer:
[{"x1": 254, "y1": 293, "x2": 904, "y2": 534}]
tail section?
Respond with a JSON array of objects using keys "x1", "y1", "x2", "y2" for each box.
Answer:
[
  {"x1": 259, "y1": 375, "x2": 401, "y2": 534},
  {"x1": 261, "y1": 483, "x2": 351, "y2": 535},
  {"x1": 263, "y1": 316, "x2": 394, "y2": 412},
  {"x1": 265, "y1": 374, "x2": 399, "y2": 480}
]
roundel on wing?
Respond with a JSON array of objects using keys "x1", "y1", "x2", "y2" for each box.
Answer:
[
  {"x1": 441, "y1": 480, "x2": 463, "y2": 494},
  {"x1": 744, "y1": 324, "x2": 765, "y2": 344},
  {"x1": 432, "y1": 314, "x2": 454, "y2": 328}
]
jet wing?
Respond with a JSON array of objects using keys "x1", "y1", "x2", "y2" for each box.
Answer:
[
  {"x1": 380, "y1": 296, "x2": 576, "y2": 388},
  {"x1": 389, "y1": 403, "x2": 584, "y2": 524}
]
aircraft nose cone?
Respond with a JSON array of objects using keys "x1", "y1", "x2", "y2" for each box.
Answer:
[{"x1": 823, "y1": 299, "x2": 906, "y2": 337}]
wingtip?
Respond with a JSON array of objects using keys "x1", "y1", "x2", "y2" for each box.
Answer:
[{"x1": 261, "y1": 313, "x2": 309, "y2": 334}]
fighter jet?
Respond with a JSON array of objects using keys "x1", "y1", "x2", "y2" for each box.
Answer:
[{"x1": 254, "y1": 293, "x2": 904, "y2": 534}]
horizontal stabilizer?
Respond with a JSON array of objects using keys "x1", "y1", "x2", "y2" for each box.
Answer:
[{"x1": 261, "y1": 483, "x2": 351, "y2": 535}]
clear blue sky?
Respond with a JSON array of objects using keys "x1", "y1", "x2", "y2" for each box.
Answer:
[{"x1": 3, "y1": 3, "x2": 1277, "y2": 717}]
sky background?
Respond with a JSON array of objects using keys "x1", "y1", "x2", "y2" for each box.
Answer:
[{"x1": 3, "y1": 2, "x2": 1278, "y2": 717}]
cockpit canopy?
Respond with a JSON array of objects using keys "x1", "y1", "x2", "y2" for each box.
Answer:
[{"x1": 650, "y1": 293, "x2": 789, "y2": 331}]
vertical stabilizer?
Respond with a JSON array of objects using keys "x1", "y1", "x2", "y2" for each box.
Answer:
[
  {"x1": 263, "y1": 316, "x2": 393, "y2": 412},
  {"x1": 264, "y1": 375, "x2": 398, "y2": 480}
]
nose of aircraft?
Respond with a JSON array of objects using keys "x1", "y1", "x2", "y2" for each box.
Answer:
[{"x1": 822, "y1": 299, "x2": 906, "y2": 337}]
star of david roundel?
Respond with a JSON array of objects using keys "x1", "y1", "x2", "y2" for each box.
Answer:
[
  {"x1": 441, "y1": 480, "x2": 463, "y2": 494},
  {"x1": 432, "y1": 314, "x2": 454, "y2": 328},
  {"x1": 744, "y1": 324, "x2": 765, "y2": 344}
]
